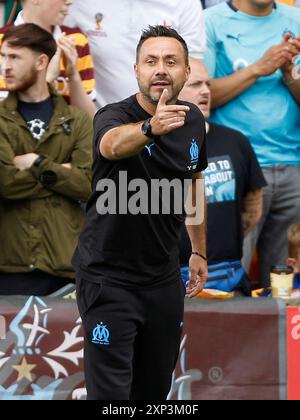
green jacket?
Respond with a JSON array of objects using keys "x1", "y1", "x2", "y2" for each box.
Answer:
[{"x1": 0, "y1": 90, "x2": 93, "y2": 279}]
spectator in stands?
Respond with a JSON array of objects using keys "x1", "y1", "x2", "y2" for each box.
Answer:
[
  {"x1": 65, "y1": 0, "x2": 206, "y2": 107},
  {"x1": 288, "y1": 224, "x2": 300, "y2": 289},
  {"x1": 0, "y1": 0, "x2": 96, "y2": 118},
  {"x1": 0, "y1": 24, "x2": 92, "y2": 296},
  {"x1": 178, "y1": 59, "x2": 266, "y2": 295},
  {"x1": 204, "y1": 0, "x2": 300, "y2": 287}
]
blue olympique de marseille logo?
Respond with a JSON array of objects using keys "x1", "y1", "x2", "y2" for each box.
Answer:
[
  {"x1": 190, "y1": 140, "x2": 199, "y2": 164},
  {"x1": 188, "y1": 139, "x2": 199, "y2": 171},
  {"x1": 92, "y1": 322, "x2": 110, "y2": 345}
]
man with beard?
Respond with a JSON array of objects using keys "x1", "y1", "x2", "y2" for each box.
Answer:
[
  {"x1": 205, "y1": 0, "x2": 300, "y2": 287},
  {"x1": 0, "y1": 0, "x2": 96, "y2": 118},
  {"x1": 0, "y1": 23, "x2": 92, "y2": 295},
  {"x1": 73, "y1": 26, "x2": 208, "y2": 400}
]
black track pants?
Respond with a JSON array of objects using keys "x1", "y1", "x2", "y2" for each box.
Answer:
[{"x1": 76, "y1": 277, "x2": 185, "y2": 400}]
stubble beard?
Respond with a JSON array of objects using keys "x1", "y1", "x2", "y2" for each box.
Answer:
[
  {"x1": 138, "y1": 80, "x2": 186, "y2": 106},
  {"x1": 6, "y1": 67, "x2": 39, "y2": 94}
]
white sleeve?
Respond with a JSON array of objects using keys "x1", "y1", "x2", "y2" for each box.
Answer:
[{"x1": 178, "y1": 0, "x2": 206, "y2": 60}]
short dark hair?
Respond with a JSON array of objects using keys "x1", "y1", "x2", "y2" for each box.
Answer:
[
  {"x1": 2, "y1": 23, "x2": 57, "y2": 61},
  {"x1": 136, "y1": 25, "x2": 189, "y2": 65}
]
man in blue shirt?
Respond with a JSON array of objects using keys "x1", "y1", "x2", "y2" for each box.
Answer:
[{"x1": 205, "y1": 0, "x2": 300, "y2": 287}]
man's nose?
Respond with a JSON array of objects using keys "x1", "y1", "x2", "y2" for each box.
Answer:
[
  {"x1": 155, "y1": 61, "x2": 167, "y2": 75},
  {"x1": 204, "y1": 85, "x2": 210, "y2": 95},
  {"x1": 201, "y1": 84, "x2": 210, "y2": 95},
  {"x1": 205, "y1": 86, "x2": 211, "y2": 94},
  {"x1": 1, "y1": 58, "x2": 11, "y2": 73}
]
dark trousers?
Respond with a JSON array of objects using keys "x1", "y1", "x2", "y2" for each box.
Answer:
[
  {"x1": 0, "y1": 270, "x2": 73, "y2": 296},
  {"x1": 76, "y1": 276, "x2": 185, "y2": 400}
]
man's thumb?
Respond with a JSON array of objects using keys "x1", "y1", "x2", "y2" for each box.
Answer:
[{"x1": 282, "y1": 32, "x2": 292, "y2": 44}]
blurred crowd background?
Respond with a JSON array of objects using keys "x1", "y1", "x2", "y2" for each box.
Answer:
[{"x1": 0, "y1": 0, "x2": 299, "y2": 298}]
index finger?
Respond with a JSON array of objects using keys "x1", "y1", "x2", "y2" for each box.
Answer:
[
  {"x1": 157, "y1": 88, "x2": 169, "y2": 107},
  {"x1": 164, "y1": 105, "x2": 190, "y2": 113},
  {"x1": 186, "y1": 283, "x2": 201, "y2": 298}
]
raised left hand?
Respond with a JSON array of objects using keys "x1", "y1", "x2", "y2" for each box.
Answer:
[
  {"x1": 46, "y1": 46, "x2": 62, "y2": 83},
  {"x1": 58, "y1": 35, "x2": 79, "y2": 80}
]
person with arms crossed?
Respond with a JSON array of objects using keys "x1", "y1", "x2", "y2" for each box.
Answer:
[
  {"x1": 0, "y1": 24, "x2": 92, "y2": 296},
  {"x1": 73, "y1": 26, "x2": 208, "y2": 400}
]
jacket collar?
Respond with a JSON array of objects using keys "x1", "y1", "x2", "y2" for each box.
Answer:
[{"x1": 3, "y1": 85, "x2": 72, "y2": 120}]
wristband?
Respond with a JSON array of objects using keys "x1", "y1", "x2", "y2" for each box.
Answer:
[
  {"x1": 141, "y1": 118, "x2": 155, "y2": 138},
  {"x1": 191, "y1": 252, "x2": 207, "y2": 261}
]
